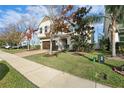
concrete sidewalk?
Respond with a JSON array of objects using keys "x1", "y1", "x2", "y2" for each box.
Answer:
[{"x1": 0, "y1": 50, "x2": 110, "y2": 88}]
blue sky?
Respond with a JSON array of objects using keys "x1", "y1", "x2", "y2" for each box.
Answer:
[
  {"x1": 0, "y1": 5, "x2": 105, "y2": 43},
  {"x1": 0, "y1": 5, "x2": 26, "y2": 11},
  {"x1": 0, "y1": 5, "x2": 27, "y2": 18}
]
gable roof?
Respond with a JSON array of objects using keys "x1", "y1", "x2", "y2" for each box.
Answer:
[{"x1": 39, "y1": 16, "x2": 50, "y2": 25}]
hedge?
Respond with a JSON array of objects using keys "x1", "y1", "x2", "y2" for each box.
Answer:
[{"x1": 116, "y1": 42, "x2": 124, "y2": 54}]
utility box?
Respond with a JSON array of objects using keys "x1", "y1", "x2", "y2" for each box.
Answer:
[{"x1": 98, "y1": 55, "x2": 105, "y2": 64}]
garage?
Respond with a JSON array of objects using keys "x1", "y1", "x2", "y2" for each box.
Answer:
[
  {"x1": 42, "y1": 41, "x2": 57, "y2": 50},
  {"x1": 43, "y1": 41, "x2": 50, "y2": 49}
]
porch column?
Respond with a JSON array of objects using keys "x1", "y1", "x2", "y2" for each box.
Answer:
[
  {"x1": 57, "y1": 37, "x2": 64, "y2": 51},
  {"x1": 40, "y1": 40, "x2": 43, "y2": 50},
  {"x1": 67, "y1": 36, "x2": 73, "y2": 50}
]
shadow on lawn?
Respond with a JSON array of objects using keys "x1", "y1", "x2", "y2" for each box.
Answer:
[
  {"x1": 42, "y1": 50, "x2": 67, "y2": 57},
  {"x1": 82, "y1": 54, "x2": 95, "y2": 62},
  {"x1": 0, "y1": 63, "x2": 9, "y2": 80},
  {"x1": 83, "y1": 55, "x2": 116, "y2": 69},
  {"x1": 72, "y1": 52, "x2": 116, "y2": 69},
  {"x1": 104, "y1": 63, "x2": 115, "y2": 69}
]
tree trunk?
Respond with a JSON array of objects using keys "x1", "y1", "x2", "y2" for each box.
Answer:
[
  {"x1": 27, "y1": 40, "x2": 30, "y2": 51},
  {"x1": 49, "y1": 37, "x2": 53, "y2": 55},
  {"x1": 111, "y1": 30, "x2": 116, "y2": 57},
  {"x1": 111, "y1": 18, "x2": 116, "y2": 57}
]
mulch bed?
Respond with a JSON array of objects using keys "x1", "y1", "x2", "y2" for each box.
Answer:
[
  {"x1": 43, "y1": 53, "x2": 58, "y2": 57},
  {"x1": 113, "y1": 67, "x2": 124, "y2": 76},
  {"x1": 71, "y1": 52, "x2": 84, "y2": 56},
  {"x1": 117, "y1": 54, "x2": 124, "y2": 59}
]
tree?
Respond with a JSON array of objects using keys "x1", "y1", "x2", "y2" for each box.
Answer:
[
  {"x1": 0, "y1": 35, "x2": 6, "y2": 47},
  {"x1": 17, "y1": 15, "x2": 38, "y2": 50},
  {"x1": 38, "y1": 5, "x2": 101, "y2": 54},
  {"x1": 61, "y1": 6, "x2": 100, "y2": 52},
  {"x1": 51, "y1": 5, "x2": 93, "y2": 50},
  {"x1": 1, "y1": 24, "x2": 22, "y2": 46},
  {"x1": 39, "y1": 5, "x2": 73, "y2": 54},
  {"x1": 98, "y1": 33, "x2": 110, "y2": 53},
  {"x1": 23, "y1": 27, "x2": 37, "y2": 50},
  {"x1": 105, "y1": 5, "x2": 124, "y2": 57},
  {"x1": 46, "y1": 5, "x2": 72, "y2": 54}
]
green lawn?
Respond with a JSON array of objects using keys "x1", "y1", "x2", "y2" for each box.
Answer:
[
  {"x1": 25, "y1": 52, "x2": 124, "y2": 88},
  {"x1": 0, "y1": 48, "x2": 26, "y2": 54},
  {"x1": 0, "y1": 60, "x2": 37, "y2": 88}
]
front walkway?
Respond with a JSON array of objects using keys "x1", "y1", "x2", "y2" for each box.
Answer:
[{"x1": 0, "y1": 50, "x2": 110, "y2": 88}]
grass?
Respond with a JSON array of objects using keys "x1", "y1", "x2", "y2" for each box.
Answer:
[
  {"x1": 0, "y1": 48, "x2": 26, "y2": 54},
  {"x1": 0, "y1": 60, "x2": 37, "y2": 88},
  {"x1": 25, "y1": 52, "x2": 124, "y2": 88}
]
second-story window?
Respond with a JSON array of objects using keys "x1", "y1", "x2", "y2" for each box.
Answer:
[
  {"x1": 40, "y1": 27, "x2": 42, "y2": 33},
  {"x1": 45, "y1": 26, "x2": 48, "y2": 32}
]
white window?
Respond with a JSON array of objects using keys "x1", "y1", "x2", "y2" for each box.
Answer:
[
  {"x1": 40, "y1": 27, "x2": 42, "y2": 33},
  {"x1": 45, "y1": 26, "x2": 48, "y2": 32}
]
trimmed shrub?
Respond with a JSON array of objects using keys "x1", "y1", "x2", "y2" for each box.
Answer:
[{"x1": 116, "y1": 42, "x2": 124, "y2": 54}]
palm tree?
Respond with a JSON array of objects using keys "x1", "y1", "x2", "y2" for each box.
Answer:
[{"x1": 105, "y1": 5, "x2": 124, "y2": 57}]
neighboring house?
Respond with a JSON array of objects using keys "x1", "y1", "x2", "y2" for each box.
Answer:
[
  {"x1": 20, "y1": 33, "x2": 27, "y2": 46},
  {"x1": 20, "y1": 29, "x2": 40, "y2": 46},
  {"x1": 118, "y1": 28, "x2": 124, "y2": 42},
  {"x1": 37, "y1": 16, "x2": 95, "y2": 51}
]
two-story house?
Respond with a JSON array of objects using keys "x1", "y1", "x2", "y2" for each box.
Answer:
[
  {"x1": 37, "y1": 16, "x2": 95, "y2": 51},
  {"x1": 37, "y1": 16, "x2": 72, "y2": 51}
]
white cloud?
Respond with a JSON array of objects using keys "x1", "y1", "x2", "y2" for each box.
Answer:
[
  {"x1": 0, "y1": 6, "x2": 48, "y2": 29},
  {"x1": 26, "y1": 5, "x2": 49, "y2": 24},
  {"x1": 0, "y1": 5, "x2": 105, "y2": 29},
  {"x1": 90, "y1": 5, "x2": 105, "y2": 15},
  {"x1": 0, "y1": 10, "x2": 22, "y2": 27},
  {"x1": 26, "y1": 5, "x2": 49, "y2": 16},
  {"x1": 0, "y1": 10, "x2": 3, "y2": 13},
  {"x1": 5, "y1": 10, "x2": 22, "y2": 22},
  {"x1": 78, "y1": 5, "x2": 105, "y2": 15},
  {"x1": 0, "y1": 21, "x2": 5, "y2": 28},
  {"x1": 16, "y1": 7, "x2": 22, "y2": 11}
]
